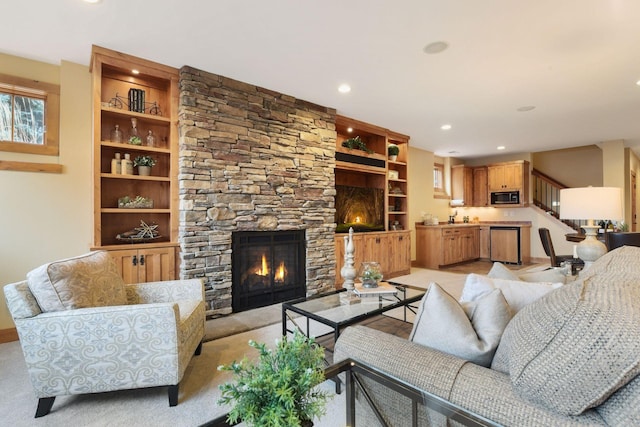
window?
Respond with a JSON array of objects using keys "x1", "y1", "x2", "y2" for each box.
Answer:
[
  {"x1": 0, "y1": 73, "x2": 59, "y2": 156},
  {"x1": 433, "y1": 162, "x2": 448, "y2": 199}
]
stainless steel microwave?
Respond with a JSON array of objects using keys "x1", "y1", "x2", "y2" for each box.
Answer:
[{"x1": 490, "y1": 191, "x2": 520, "y2": 205}]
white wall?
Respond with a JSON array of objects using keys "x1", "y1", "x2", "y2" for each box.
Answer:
[{"x1": 0, "y1": 56, "x2": 92, "y2": 330}]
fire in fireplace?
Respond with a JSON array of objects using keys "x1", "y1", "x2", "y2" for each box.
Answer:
[{"x1": 232, "y1": 230, "x2": 306, "y2": 312}]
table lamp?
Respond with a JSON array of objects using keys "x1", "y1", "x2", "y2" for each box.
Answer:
[{"x1": 559, "y1": 186, "x2": 623, "y2": 269}]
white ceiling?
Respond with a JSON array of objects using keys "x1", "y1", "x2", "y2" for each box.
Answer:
[{"x1": 3, "y1": 0, "x2": 640, "y2": 159}]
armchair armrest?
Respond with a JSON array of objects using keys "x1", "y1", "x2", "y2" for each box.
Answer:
[{"x1": 126, "y1": 278, "x2": 204, "y2": 305}]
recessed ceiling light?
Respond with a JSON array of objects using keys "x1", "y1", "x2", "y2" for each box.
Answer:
[
  {"x1": 517, "y1": 105, "x2": 536, "y2": 112},
  {"x1": 83, "y1": 0, "x2": 102, "y2": 3},
  {"x1": 338, "y1": 84, "x2": 351, "y2": 94},
  {"x1": 347, "y1": 127, "x2": 353, "y2": 133},
  {"x1": 636, "y1": 80, "x2": 640, "y2": 86},
  {"x1": 441, "y1": 124, "x2": 452, "y2": 130},
  {"x1": 448, "y1": 150, "x2": 459, "y2": 154},
  {"x1": 423, "y1": 41, "x2": 449, "y2": 54},
  {"x1": 497, "y1": 146, "x2": 506, "y2": 150},
  {"x1": 131, "y1": 69, "x2": 140, "y2": 75}
]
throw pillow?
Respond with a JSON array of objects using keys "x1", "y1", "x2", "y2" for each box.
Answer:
[
  {"x1": 504, "y1": 246, "x2": 640, "y2": 416},
  {"x1": 460, "y1": 273, "x2": 562, "y2": 313},
  {"x1": 518, "y1": 268, "x2": 566, "y2": 284},
  {"x1": 27, "y1": 251, "x2": 127, "y2": 312},
  {"x1": 487, "y1": 262, "x2": 520, "y2": 281},
  {"x1": 409, "y1": 282, "x2": 512, "y2": 367}
]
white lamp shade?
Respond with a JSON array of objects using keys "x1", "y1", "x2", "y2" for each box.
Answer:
[{"x1": 559, "y1": 187, "x2": 623, "y2": 220}]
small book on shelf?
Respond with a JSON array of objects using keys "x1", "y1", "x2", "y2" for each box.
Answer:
[{"x1": 354, "y1": 281, "x2": 398, "y2": 297}]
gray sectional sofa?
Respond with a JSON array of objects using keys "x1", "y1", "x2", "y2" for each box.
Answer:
[{"x1": 334, "y1": 246, "x2": 640, "y2": 426}]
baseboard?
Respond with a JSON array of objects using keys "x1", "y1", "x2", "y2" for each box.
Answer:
[{"x1": 0, "y1": 328, "x2": 18, "y2": 343}]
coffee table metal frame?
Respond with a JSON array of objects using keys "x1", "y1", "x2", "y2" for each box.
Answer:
[{"x1": 281, "y1": 285, "x2": 424, "y2": 350}]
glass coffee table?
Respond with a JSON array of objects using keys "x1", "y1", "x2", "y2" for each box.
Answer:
[{"x1": 282, "y1": 284, "x2": 425, "y2": 356}]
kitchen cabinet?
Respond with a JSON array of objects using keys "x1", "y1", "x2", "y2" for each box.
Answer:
[
  {"x1": 415, "y1": 225, "x2": 480, "y2": 269},
  {"x1": 488, "y1": 160, "x2": 529, "y2": 192},
  {"x1": 479, "y1": 226, "x2": 491, "y2": 259},
  {"x1": 451, "y1": 165, "x2": 473, "y2": 206},
  {"x1": 473, "y1": 167, "x2": 489, "y2": 207},
  {"x1": 109, "y1": 246, "x2": 176, "y2": 284},
  {"x1": 334, "y1": 230, "x2": 410, "y2": 288}
]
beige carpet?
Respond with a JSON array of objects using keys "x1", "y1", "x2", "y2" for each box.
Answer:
[{"x1": 0, "y1": 323, "x2": 345, "y2": 427}]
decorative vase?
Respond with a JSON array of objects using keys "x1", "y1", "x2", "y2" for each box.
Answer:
[
  {"x1": 138, "y1": 165, "x2": 151, "y2": 176},
  {"x1": 389, "y1": 154, "x2": 397, "y2": 161},
  {"x1": 359, "y1": 261, "x2": 383, "y2": 288}
]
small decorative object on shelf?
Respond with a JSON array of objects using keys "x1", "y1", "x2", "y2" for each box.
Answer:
[
  {"x1": 128, "y1": 88, "x2": 146, "y2": 113},
  {"x1": 110, "y1": 124, "x2": 123, "y2": 143},
  {"x1": 217, "y1": 330, "x2": 329, "y2": 427},
  {"x1": 359, "y1": 261, "x2": 383, "y2": 288},
  {"x1": 341, "y1": 135, "x2": 373, "y2": 154},
  {"x1": 128, "y1": 118, "x2": 142, "y2": 145},
  {"x1": 116, "y1": 220, "x2": 160, "y2": 243},
  {"x1": 118, "y1": 196, "x2": 154, "y2": 209},
  {"x1": 111, "y1": 152, "x2": 121, "y2": 174},
  {"x1": 388, "y1": 170, "x2": 399, "y2": 180},
  {"x1": 340, "y1": 227, "x2": 360, "y2": 305},
  {"x1": 121, "y1": 153, "x2": 134, "y2": 175},
  {"x1": 145, "y1": 130, "x2": 156, "y2": 147},
  {"x1": 133, "y1": 155, "x2": 156, "y2": 176},
  {"x1": 388, "y1": 143, "x2": 399, "y2": 161}
]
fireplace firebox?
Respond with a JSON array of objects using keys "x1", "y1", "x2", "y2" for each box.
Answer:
[{"x1": 232, "y1": 230, "x2": 306, "y2": 312}]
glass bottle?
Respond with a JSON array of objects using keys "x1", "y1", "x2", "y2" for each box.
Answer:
[
  {"x1": 145, "y1": 130, "x2": 156, "y2": 147},
  {"x1": 110, "y1": 124, "x2": 123, "y2": 143},
  {"x1": 128, "y1": 118, "x2": 141, "y2": 145}
]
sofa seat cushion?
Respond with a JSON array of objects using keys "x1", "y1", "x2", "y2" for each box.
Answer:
[
  {"x1": 410, "y1": 283, "x2": 512, "y2": 367},
  {"x1": 27, "y1": 251, "x2": 127, "y2": 312},
  {"x1": 501, "y1": 246, "x2": 640, "y2": 416},
  {"x1": 461, "y1": 273, "x2": 562, "y2": 313}
]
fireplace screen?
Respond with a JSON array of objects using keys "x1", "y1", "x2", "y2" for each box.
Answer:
[{"x1": 232, "y1": 230, "x2": 306, "y2": 312}]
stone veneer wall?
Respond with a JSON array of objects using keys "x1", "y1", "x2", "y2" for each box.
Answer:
[{"x1": 178, "y1": 66, "x2": 337, "y2": 315}]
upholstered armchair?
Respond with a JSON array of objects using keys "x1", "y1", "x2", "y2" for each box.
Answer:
[{"x1": 3, "y1": 251, "x2": 206, "y2": 418}]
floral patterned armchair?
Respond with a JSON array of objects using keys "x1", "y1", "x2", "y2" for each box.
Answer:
[{"x1": 3, "y1": 251, "x2": 205, "y2": 417}]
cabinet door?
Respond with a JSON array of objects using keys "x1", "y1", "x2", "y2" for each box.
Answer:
[
  {"x1": 473, "y1": 167, "x2": 488, "y2": 207},
  {"x1": 479, "y1": 226, "x2": 491, "y2": 259},
  {"x1": 503, "y1": 163, "x2": 523, "y2": 190},
  {"x1": 108, "y1": 249, "x2": 141, "y2": 284},
  {"x1": 490, "y1": 229, "x2": 520, "y2": 264},
  {"x1": 487, "y1": 165, "x2": 504, "y2": 191},
  {"x1": 442, "y1": 231, "x2": 461, "y2": 265},
  {"x1": 388, "y1": 232, "x2": 411, "y2": 277},
  {"x1": 363, "y1": 233, "x2": 389, "y2": 275},
  {"x1": 139, "y1": 247, "x2": 175, "y2": 283},
  {"x1": 461, "y1": 229, "x2": 480, "y2": 261}
]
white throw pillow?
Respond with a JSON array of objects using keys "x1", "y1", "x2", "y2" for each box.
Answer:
[
  {"x1": 410, "y1": 282, "x2": 513, "y2": 367},
  {"x1": 460, "y1": 273, "x2": 563, "y2": 313},
  {"x1": 487, "y1": 262, "x2": 520, "y2": 281}
]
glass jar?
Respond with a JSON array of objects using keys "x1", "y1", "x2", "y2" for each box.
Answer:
[
  {"x1": 110, "y1": 124, "x2": 123, "y2": 143},
  {"x1": 145, "y1": 130, "x2": 156, "y2": 147},
  {"x1": 358, "y1": 261, "x2": 383, "y2": 288}
]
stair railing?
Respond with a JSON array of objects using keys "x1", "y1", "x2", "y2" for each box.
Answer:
[{"x1": 531, "y1": 168, "x2": 585, "y2": 232}]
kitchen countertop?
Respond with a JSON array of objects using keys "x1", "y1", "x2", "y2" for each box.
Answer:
[{"x1": 415, "y1": 221, "x2": 532, "y2": 228}]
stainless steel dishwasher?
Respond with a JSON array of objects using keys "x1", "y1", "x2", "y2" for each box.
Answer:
[{"x1": 490, "y1": 226, "x2": 521, "y2": 264}]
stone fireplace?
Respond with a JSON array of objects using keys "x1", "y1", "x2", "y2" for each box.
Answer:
[{"x1": 178, "y1": 66, "x2": 337, "y2": 316}]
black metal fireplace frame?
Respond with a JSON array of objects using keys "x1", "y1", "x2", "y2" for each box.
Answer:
[{"x1": 231, "y1": 230, "x2": 306, "y2": 312}]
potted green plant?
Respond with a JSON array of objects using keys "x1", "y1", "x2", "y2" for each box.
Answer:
[
  {"x1": 218, "y1": 330, "x2": 330, "y2": 427},
  {"x1": 388, "y1": 143, "x2": 400, "y2": 161},
  {"x1": 133, "y1": 155, "x2": 156, "y2": 176},
  {"x1": 341, "y1": 135, "x2": 373, "y2": 154}
]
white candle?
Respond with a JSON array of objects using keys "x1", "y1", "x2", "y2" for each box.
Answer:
[{"x1": 573, "y1": 245, "x2": 578, "y2": 258}]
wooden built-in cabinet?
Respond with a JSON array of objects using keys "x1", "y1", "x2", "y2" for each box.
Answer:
[
  {"x1": 415, "y1": 225, "x2": 480, "y2": 269},
  {"x1": 473, "y1": 167, "x2": 489, "y2": 207},
  {"x1": 479, "y1": 226, "x2": 491, "y2": 259},
  {"x1": 488, "y1": 161, "x2": 529, "y2": 192},
  {"x1": 334, "y1": 231, "x2": 411, "y2": 288},
  {"x1": 451, "y1": 165, "x2": 473, "y2": 206},
  {"x1": 90, "y1": 46, "x2": 179, "y2": 282},
  {"x1": 334, "y1": 115, "x2": 411, "y2": 287}
]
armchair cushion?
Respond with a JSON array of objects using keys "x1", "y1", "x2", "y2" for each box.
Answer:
[{"x1": 26, "y1": 251, "x2": 126, "y2": 312}]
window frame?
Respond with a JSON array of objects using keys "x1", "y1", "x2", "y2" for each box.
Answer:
[
  {"x1": 0, "y1": 73, "x2": 60, "y2": 156},
  {"x1": 433, "y1": 162, "x2": 449, "y2": 199}
]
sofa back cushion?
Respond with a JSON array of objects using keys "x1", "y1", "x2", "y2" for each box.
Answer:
[
  {"x1": 500, "y1": 246, "x2": 640, "y2": 416},
  {"x1": 27, "y1": 251, "x2": 127, "y2": 312}
]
